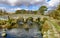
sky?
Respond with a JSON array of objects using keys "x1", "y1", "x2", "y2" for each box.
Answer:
[{"x1": 0, "y1": 0, "x2": 60, "y2": 12}]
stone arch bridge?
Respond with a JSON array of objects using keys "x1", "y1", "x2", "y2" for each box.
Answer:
[
  {"x1": 9, "y1": 14, "x2": 48, "y2": 21},
  {"x1": 0, "y1": 14, "x2": 49, "y2": 21}
]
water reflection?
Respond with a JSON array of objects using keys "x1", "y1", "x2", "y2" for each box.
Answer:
[
  {"x1": 0, "y1": 27, "x2": 43, "y2": 38},
  {"x1": 8, "y1": 28, "x2": 42, "y2": 38}
]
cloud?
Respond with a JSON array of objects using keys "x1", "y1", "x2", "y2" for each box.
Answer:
[
  {"x1": 0, "y1": 0, "x2": 60, "y2": 7},
  {"x1": 0, "y1": 7, "x2": 6, "y2": 10},
  {"x1": 47, "y1": 0, "x2": 60, "y2": 7},
  {"x1": 0, "y1": 0, "x2": 60, "y2": 12},
  {"x1": 10, "y1": 8, "x2": 22, "y2": 11},
  {"x1": 7, "y1": 0, "x2": 17, "y2": 6},
  {"x1": 0, "y1": 0, "x2": 47, "y2": 6},
  {"x1": 47, "y1": 0, "x2": 60, "y2": 10}
]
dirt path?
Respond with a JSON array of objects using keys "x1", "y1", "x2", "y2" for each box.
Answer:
[{"x1": 48, "y1": 20, "x2": 60, "y2": 38}]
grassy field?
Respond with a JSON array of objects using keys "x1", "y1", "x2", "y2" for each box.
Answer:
[
  {"x1": 42, "y1": 19, "x2": 60, "y2": 38},
  {"x1": 49, "y1": 20, "x2": 60, "y2": 32}
]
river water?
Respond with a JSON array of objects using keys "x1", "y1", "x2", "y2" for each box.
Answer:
[
  {"x1": 0, "y1": 28, "x2": 43, "y2": 38},
  {"x1": 0, "y1": 23, "x2": 43, "y2": 38},
  {"x1": 0, "y1": 16, "x2": 43, "y2": 38}
]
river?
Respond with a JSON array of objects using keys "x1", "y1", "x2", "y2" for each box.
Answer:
[
  {"x1": 0, "y1": 15, "x2": 43, "y2": 38},
  {"x1": 0, "y1": 23, "x2": 43, "y2": 38}
]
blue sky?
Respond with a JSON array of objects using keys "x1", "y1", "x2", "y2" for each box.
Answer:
[{"x1": 0, "y1": 0, "x2": 60, "y2": 12}]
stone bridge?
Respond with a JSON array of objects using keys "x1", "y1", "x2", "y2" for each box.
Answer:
[
  {"x1": 9, "y1": 14, "x2": 46, "y2": 21},
  {"x1": 0, "y1": 14, "x2": 49, "y2": 21}
]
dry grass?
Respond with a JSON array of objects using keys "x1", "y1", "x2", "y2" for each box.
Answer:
[{"x1": 42, "y1": 21, "x2": 50, "y2": 34}]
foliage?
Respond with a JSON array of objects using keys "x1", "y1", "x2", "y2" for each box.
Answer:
[
  {"x1": 48, "y1": 5, "x2": 60, "y2": 19},
  {"x1": 15, "y1": 9, "x2": 27, "y2": 14},
  {"x1": 0, "y1": 9, "x2": 8, "y2": 15},
  {"x1": 7, "y1": 16, "x2": 16, "y2": 27},
  {"x1": 38, "y1": 6, "x2": 47, "y2": 15},
  {"x1": 0, "y1": 5, "x2": 47, "y2": 15},
  {"x1": 0, "y1": 20, "x2": 6, "y2": 25},
  {"x1": 49, "y1": 20, "x2": 60, "y2": 32},
  {"x1": 15, "y1": 6, "x2": 47, "y2": 14},
  {"x1": 33, "y1": 11, "x2": 37, "y2": 14}
]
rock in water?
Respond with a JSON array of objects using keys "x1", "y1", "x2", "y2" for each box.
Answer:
[{"x1": 1, "y1": 32, "x2": 7, "y2": 37}]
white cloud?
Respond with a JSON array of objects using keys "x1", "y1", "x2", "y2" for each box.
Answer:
[
  {"x1": 7, "y1": 0, "x2": 17, "y2": 6},
  {"x1": 0, "y1": 0, "x2": 60, "y2": 12},
  {"x1": 0, "y1": 0, "x2": 46, "y2": 6},
  {"x1": 0, "y1": 0, "x2": 59, "y2": 6},
  {"x1": 48, "y1": 0, "x2": 60, "y2": 7},
  {"x1": 46, "y1": 0, "x2": 60, "y2": 10},
  {"x1": 9, "y1": 8, "x2": 29, "y2": 11},
  {"x1": 0, "y1": 7, "x2": 6, "y2": 10},
  {"x1": 10, "y1": 8, "x2": 22, "y2": 10},
  {"x1": 0, "y1": 6, "x2": 29, "y2": 12},
  {"x1": 7, "y1": 8, "x2": 29, "y2": 13},
  {"x1": 6, "y1": 8, "x2": 22, "y2": 13}
]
